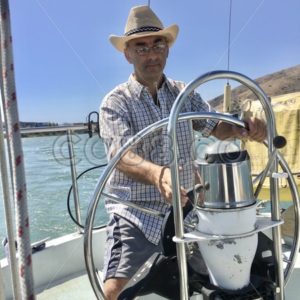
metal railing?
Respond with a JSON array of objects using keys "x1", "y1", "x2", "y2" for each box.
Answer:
[{"x1": 18, "y1": 124, "x2": 88, "y2": 136}]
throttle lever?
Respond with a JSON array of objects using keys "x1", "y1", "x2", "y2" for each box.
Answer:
[{"x1": 186, "y1": 183, "x2": 210, "y2": 202}]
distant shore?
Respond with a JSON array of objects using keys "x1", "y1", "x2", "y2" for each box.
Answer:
[{"x1": 3, "y1": 122, "x2": 99, "y2": 138}]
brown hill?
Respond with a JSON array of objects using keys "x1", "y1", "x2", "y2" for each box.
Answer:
[{"x1": 210, "y1": 64, "x2": 300, "y2": 111}]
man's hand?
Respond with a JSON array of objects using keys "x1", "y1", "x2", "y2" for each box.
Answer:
[
  {"x1": 230, "y1": 117, "x2": 267, "y2": 142},
  {"x1": 153, "y1": 166, "x2": 188, "y2": 206},
  {"x1": 212, "y1": 117, "x2": 267, "y2": 143},
  {"x1": 244, "y1": 117, "x2": 267, "y2": 142},
  {"x1": 117, "y1": 151, "x2": 188, "y2": 206}
]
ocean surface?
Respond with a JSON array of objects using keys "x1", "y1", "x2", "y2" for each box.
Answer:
[{"x1": 0, "y1": 133, "x2": 109, "y2": 259}]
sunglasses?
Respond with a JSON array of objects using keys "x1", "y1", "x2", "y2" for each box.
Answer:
[{"x1": 133, "y1": 42, "x2": 167, "y2": 56}]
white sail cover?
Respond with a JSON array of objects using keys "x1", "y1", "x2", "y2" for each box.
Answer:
[{"x1": 244, "y1": 92, "x2": 300, "y2": 189}]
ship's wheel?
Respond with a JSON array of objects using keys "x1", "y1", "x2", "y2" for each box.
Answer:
[{"x1": 84, "y1": 71, "x2": 300, "y2": 300}]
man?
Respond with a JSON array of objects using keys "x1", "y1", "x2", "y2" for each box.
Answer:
[{"x1": 100, "y1": 5, "x2": 266, "y2": 299}]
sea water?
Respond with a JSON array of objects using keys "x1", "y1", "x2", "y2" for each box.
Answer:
[{"x1": 0, "y1": 133, "x2": 109, "y2": 259}]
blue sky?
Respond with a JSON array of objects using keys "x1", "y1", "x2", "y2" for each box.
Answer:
[{"x1": 9, "y1": 0, "x2": 300, "y2": 123}]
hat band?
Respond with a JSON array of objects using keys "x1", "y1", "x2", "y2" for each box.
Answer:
[{"x1": 125, "y1": 26, "x2": 162, "y2": 36}]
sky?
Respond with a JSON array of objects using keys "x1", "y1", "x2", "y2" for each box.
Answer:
[{"x1": 7, "y1": 0, "x2": 300, "y2": 123}]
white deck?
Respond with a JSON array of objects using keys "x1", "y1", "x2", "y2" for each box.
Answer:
[
  {"x1": 36, "y1": 271, "x2": 202, "y2": 300},
  {"x1": 36, "y1": 268, "x2": 300, "y2": 300},
  {"x1": 1, "y1": 227, "x2": 300, "y2": 299},
  {"x1": 37, "y1": 272, "x2": 97, "y2": 300},
  {"x1": 1, "y1": 230, "x2": 105, "y2": 300}
]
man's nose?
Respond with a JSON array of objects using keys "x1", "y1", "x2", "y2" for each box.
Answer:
[{"x1": 146, "y1": 49, "x2": 160, "y2": 59}]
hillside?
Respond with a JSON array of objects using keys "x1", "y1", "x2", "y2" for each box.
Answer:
[{"x1": 210, "y1": 64, "x2": 300, "y2": 111}]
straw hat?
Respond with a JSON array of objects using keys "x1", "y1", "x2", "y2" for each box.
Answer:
[{"x1": 109, "y1": 5, "x2": 179, "y2": 52}]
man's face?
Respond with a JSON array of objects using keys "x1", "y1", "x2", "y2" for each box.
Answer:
[{"x1": 124, "y1": 35, "x2": 169, "y2": 85}]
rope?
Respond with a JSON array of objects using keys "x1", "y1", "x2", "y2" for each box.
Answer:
[
  {"x1": 0, "y1": 1, "x2": 35, "y2": 299},
  {"x1": 0, "y1": 98, "x2": 21, "y2": 299},
  {"x1": 0, "y1": 266, "x2": 5, "y2": 299}
]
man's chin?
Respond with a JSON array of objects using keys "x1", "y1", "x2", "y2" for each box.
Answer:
[
  {"x1": 145, "y1": 64, "x2": 162, "y2": 71},
  {"x1": 145, "y1": 69, "x2": 163, "y2": 78}
]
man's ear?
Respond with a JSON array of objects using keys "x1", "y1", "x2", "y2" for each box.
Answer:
[{"x1": 124, "y1": 48, "x2": 133, "y2": 64}]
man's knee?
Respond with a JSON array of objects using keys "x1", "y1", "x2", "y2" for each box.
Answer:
[{"x1": 104, "y1": 278, "x2": 129, "y2": 300}]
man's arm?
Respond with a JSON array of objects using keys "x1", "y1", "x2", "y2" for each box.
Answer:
[{"x1": 116, "y1": 150, "x2": 188, "y2": 206}]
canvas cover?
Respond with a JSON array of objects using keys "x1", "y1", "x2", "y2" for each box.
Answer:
[{"x1": 243, "y1": 92, "x2": 300, "y2": 189}]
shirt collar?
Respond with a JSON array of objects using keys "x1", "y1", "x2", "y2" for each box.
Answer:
[{"x1": 127, "y1": 74, "x2": 176, "y2": 99}]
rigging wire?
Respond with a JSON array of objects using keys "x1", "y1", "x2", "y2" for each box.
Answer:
[
  {"x1": 214, "y1": 0, "x2": 265, "y2": 71},
  {"x1": 224, "y1": 0, "x2": 233, "y2": 112},
  {"x1": 227, "y1": 0, "x2": 233, "y2": 74},
  {"x1": 34, "y1": 0, "x2": 103, "y2": 90}
]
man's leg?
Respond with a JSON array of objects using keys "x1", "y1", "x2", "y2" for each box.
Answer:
[
  {"x1": 104, "y1": 278, "x2": 128, "y2": 300},
  {"x1": 103, "y1": 214, "x2": 160, "y2": 299}
]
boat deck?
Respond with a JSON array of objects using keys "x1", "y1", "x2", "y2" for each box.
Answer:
[
  {"x1": 36, "y1": 253, "x2": 300, "y2": 300},
  {"x1": 2, "y1": 229, "x2": 299, "y2": 299},
  {"x1": 37, "y1": 272, "x2": 97, "y2": 300},
  {"x1": 36, "y1": 272, "x2": 202, "y2": 300}
]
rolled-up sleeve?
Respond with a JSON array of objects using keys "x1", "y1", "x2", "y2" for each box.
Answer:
[
  {"x1": 99, "y1": 94, "x2": 132, "y2": 159},
  {"x1": 190, "y1": 92, "x2": 218, "y2": 137}
]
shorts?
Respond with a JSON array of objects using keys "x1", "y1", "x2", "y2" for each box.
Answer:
[{"x1": 103, "y1": 214, "x2": 161, "y2": 281}]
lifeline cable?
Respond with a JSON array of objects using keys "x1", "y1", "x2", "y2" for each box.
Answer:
[{"x1": 67, "y1": 164, "x2": 107, "y2": 229}]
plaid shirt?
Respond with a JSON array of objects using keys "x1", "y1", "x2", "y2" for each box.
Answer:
[{"x1": 99, "y1": 75, "x2": 216, "y2": 245}]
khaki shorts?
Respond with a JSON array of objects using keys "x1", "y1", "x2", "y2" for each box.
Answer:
[{"x1": 103, "y1": 214, "x2": 161, "y2": 281}]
